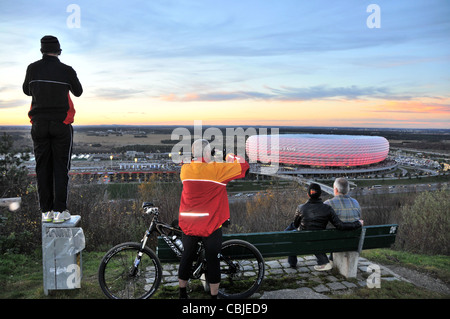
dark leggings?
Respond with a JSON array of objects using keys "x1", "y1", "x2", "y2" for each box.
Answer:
[{"x1": 178, "y1": 227, "x2": 222, "y2": 284}]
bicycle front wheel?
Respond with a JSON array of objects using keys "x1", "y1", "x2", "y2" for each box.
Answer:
[
  {"x1": 98, "y1": 242, "x2": 162, "y2": 299},
  {"x1": 218, "y1": 239, "x2": 265, "y2": 299}
]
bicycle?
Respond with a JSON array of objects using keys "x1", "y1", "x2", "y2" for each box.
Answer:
[{"x1": 98, "y1": 202, "x2": 265, "y2": 299}]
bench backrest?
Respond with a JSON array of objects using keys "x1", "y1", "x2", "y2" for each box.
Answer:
[{"x1": 156, "y1": 224, "x2": 398, "y2": 263}]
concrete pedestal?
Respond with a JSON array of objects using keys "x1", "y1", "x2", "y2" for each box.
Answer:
[
  {"x1": 42, "y1": 216, "x2": 84, "y2": 295},
  {"x1": 332, "y1": 251, "x2": 359, "y2": 278}
]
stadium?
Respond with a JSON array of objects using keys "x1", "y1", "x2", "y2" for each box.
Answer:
[{"x1": 246, "y1": 134, "x2": 395, "y2": 177}]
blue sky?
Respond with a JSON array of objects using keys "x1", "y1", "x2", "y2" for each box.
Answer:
[{"x1": 1, "y1": 0, "x2": 449, "y2": 128}]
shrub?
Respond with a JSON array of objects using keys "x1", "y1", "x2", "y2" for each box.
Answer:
[
  {"x1": 394, "y1": 188, "x2": 450, "y2": 255},
  {"x1": 137, "y1": 176, "x2": 182, "y2": 224},
  {"x1": 0, "y1": 133, "x2": 30, "y2": 199},
  {"x1": 226, "y1": 182, "x2": 307, "y2": 233},
  {"x1": 67, "y1": 184, "x2": 145, "y2": 250},
  {"x1": 0, "y1": 193, "x2": 41, "y2": 254}
]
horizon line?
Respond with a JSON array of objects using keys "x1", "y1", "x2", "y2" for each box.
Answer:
[{"x1": 1, "y1": 124, "x2": 449, "y2": 131}]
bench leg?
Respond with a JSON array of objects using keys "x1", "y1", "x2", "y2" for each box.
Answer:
[{"x1": 332, "y1": 251, "x2": 359, "y2": 278}]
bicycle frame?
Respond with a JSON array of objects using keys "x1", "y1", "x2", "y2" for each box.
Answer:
[
  {"x1": 140, "y1": 204, "x2": 212, "y2": 280},
  {"x1": 141, "y1": 205, "x2": 183, "y2": 252},
  {"x1": 146, "y1": 203, "x2": 209, "y2": 279}
]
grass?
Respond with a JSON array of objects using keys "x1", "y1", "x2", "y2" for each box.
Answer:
[
  {"x1": 0, "y1": 250, "x2": 106, "y2": 299},
  {"x1": 361, "y1": 249, "x2": 450, "y2": 283},
  {"x1": 0, "y1": 248, "x2": 448, "y2": 299}
]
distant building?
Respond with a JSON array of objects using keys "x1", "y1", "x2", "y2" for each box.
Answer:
[
  {"x1": 246, "y1": 134, "x2": 389, "y2": 167},
  {"x1": 125, "y1": 151, "x2": 144, "y2": 158}
]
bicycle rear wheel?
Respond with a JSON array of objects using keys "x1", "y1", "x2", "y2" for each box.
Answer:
[
  {"x1": 218, "y1": 239, "x2": 265, "y2": 299},
  {"x1": 98, "y1": 242, "x2": 162, "y2": 299}
]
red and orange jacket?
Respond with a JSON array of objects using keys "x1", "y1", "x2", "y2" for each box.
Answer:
[{"x1": 179, "y1": 154, "x2": 249, "y2": 237}]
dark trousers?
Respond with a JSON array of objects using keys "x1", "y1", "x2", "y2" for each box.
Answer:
[
  {"x1": 178, "y1": 227, "x2": 223, "y2": 284},
  {"x1": 285, "y1": 222, "x2": 330, "y2": 266},
  {"x1": 31, "y1": 121, "x2": 73, "y2": 212}
]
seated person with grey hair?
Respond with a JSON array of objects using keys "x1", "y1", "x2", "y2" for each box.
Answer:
[
  {"x1": 324, "y1": 177, "x2": 361, "y2": 222},
  {"x1": 324, "y1": 177, "x2": 362, "y2": 265}
]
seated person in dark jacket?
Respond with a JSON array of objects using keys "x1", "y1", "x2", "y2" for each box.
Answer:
[{"x1": 287, "y1": 183, "x2": 363, "y2": 271}]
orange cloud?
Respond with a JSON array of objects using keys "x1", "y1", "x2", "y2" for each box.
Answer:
[
  {"x1": 161, "y1": 93, "x2": 200, "y2": 102},
  {"x1": 371, "y1": 99, "x2": 450, "y2": 114}
]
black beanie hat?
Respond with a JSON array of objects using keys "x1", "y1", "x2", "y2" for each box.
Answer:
[
  {"x1": 40, "y1": 35, "x2": 61, "y2": 54},
  {"x1": 307, "y1": 183, "x2": 322, "y2": 199}
]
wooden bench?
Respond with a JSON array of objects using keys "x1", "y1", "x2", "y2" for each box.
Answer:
[{"x1": 157, "y1": 224, "x2": 398, "y2": 278}]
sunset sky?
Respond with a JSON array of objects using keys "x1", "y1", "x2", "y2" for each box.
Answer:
[{"x1": 0, "y1": 0, "x2": 449, "y2": 128}]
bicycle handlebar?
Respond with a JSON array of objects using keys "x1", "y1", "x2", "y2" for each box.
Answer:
[
  {"x1": 142, "y1": 202, "x2": 159, "y2": 215},
  {"x1": 142, "y1": 202, "x2": 155, "y2": 208}
]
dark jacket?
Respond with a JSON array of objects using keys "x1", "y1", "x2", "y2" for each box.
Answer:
[
  {"x1": 23, "y1": 55, "x2": 83, "y2": 124},
  {"x1": 293, "y1": 198, "x2": 361, "y2": 231}
]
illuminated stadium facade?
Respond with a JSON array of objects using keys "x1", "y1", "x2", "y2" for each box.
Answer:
[{"x1": 246, "y1": 134, "x2": 390, "y2": 168}]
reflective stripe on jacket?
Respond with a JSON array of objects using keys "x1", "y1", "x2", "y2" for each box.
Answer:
[{"x1": 179, "y1": 156, "x2": 249, "y2": 237}]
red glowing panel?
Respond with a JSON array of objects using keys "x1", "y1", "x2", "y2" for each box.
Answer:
[{"x1": 246, "y1": 134, "x2": 389, "y2": 167}]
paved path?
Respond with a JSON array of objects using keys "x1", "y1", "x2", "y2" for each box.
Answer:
[{"x1": 160, "y1": 255, "x2": 408, "y2": 299}]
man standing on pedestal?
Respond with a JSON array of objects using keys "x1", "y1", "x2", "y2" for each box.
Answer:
[{"x1": 23, "y1": 35, "x2": 83, "y2": 223}]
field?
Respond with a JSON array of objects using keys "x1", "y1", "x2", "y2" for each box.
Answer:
[
  {"x1": 0, "y1": 126, "x2": 174, "y2": 153},
  {"x1": 75, "y1": 133, "x2": 170, "y2": 146},
  {"x1": 74, "y1": 132, "x2": 172, "y2": 152}
]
